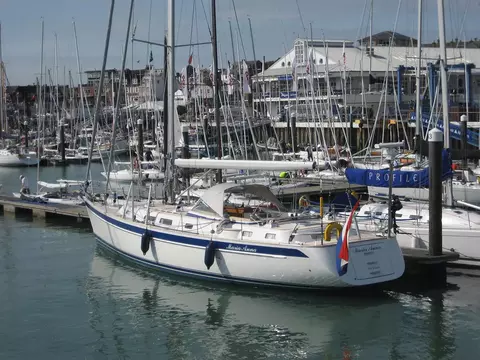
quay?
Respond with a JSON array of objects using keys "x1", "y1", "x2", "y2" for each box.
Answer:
[{"x1": 0, "y1": 196, "x2": 88, "y2": 222}]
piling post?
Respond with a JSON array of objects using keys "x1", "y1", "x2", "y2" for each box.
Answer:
[
  {"x1": 291, "y1": 115, "x2": 297, "y2": 153},
  {"x1": 460, "y1": 114, "x2": 467, "y2": 169},
  {"x1": 137, "y1": 118, "x2": 144, "y2": 161},
  {"x1": 428, "y1": 128, "x2": 443, "y2": 256}
]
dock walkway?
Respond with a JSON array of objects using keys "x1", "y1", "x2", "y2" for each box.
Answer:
[{"x1": 0, "y1": 195, "x2": 88, "y2": 221}]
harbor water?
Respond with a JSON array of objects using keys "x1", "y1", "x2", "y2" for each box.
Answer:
[{"x1": 1, "y1": 165, "x2": 480, "y2": 359}]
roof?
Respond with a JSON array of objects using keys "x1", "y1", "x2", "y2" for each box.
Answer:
[
  {"x1": 193, "y1": 183, "x2": 285, "y2": 218},
  {"x1": 360, "y1": 31, "x2": 417, "y2": 43},
  {"x1": 254, "y1": 39, "x2": 480, "y2": 79}
]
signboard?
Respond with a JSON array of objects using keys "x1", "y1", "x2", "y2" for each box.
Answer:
[
  {"x1": 277, "y1": 75, "x2": 293, "y2": 81},
  {"x1": 349, "y1": 241, "x2": 394, "y2": 280},
  {"x1": 411, "y1": 112, "x2": 479, "y2": 146},
  {"x1": 280, "y1": 91, "x2": 297, "y2": 99}
]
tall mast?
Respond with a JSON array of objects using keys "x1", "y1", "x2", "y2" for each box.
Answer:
[
  {"x1": 54, "y1": 34, "x2": 60, "y2": 130},
  {"x1": 104, "y1": 0, "x2": 135, "y2": 193},
  {"x1": 415, "y1": 0, "x2": 423, "y2": 139},
  {"x1": 437, "y1": 0, "x2": 453, "y2": 207},
  {"x1": 228, "y1": 21, "x2": 236, "y2": 104},
  {"x1": 212, "y1": 0, "x2": 222, "y2": 182},
  {"x1": 437, "y1": 0, "x2": 449, "y2": 149},
  {"x1": 0, "y1": 22, "x2": 4, "y2": 137},
  {"x1": 368, "y1": 0, "x2": 373, "y2": 92},
  {"x1": 37, "y1": 19, "x2": 44, "y2": 193},
  {"x1": 85, "y1": 0, "x2": 115, "y2": 182},
  {"x1": 167, "y1": 0, "x2": 176, "y2": 200}
]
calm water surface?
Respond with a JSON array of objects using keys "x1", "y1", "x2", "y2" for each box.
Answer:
[{"x1": 0, "y1": 166, "x2": 480, "y2": 359}]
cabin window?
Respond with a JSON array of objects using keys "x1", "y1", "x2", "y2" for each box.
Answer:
[
  {"x1": 375, "y1": 211, "x2": 383, "y2": 216},
  {"x1": 409, "y1": 215, "x2": 422, "y2": 220},
  {"x1": 364, "y1": 211, "x2": 371, "y2": 215},
  {"x1": 242, "y1": 231, "x2": 253, "y2": 237},
  {"x1": 395, "y1": 213, "x2": 402, "y2": 218},
  {"x1": 184, "y1": 223, "x2": 193, "y2": 229},
  {"x1": 265, "y1": 233, "x2": 276, "y2": 240},
  {"x1": 310, "y1": 234, "x2": 322, "y2": 240},
  {"x1": 159, "y1": 218, "x2": 173, "y2": 226},
  {"x1": 147, "y1": 215, "x2": 156, "y2": 223}
]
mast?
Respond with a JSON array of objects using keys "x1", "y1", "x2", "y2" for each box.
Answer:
[
  {"x1": 37, "y1": 19, "x2": 44, "y2": 193},
  {"x1": 104, "y1": 0, "x2": 134, "y2": 193},
  {"x1": 167, "y1": 0, "x2": 176, "y2": 200},
  {"x1": 0, "y1": 22, "x2": 3, "y2": 138},
  {"x1": 163, "y1": 35, "x2": 168, "y2": 173},
  {"x1": 415, "y1": 0, "x2": 423, "y2": 140},
  {"x1": 54, "y1": 33, "x2": 60, "y2": 137},
  {"x1": 212, "y1": 0, "x2": 222, "y2": 182},
  {"x1": 228, "y1": 21, "x2": 236, "y2": 104},
  {"x1": 85, "y1": 0, "x2": 115, "y2": 182},
  {"x1": 368, "y1": 0, "x2": 373, "y2": 92},
  {"x1": 437, "y1": 0, "x2": 453, "y2": 207},
  {"x1": 437, "y1": 0, "x2": 449, "y2": 149}
]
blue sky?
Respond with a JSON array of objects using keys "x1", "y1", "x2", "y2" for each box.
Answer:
[{"x1": 1, "y1": 0, "x2": 478, "y2": 85}]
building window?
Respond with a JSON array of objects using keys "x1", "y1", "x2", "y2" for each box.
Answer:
[{"x1": 294, "y1": 41, "x2": 305, "y2": 64}]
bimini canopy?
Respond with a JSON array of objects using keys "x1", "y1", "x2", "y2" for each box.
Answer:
[{"x1": 192, "y1": 183, "x2": 285, "y2": 218}]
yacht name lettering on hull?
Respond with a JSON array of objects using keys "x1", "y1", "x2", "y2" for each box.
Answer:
[{"x1": 226, "y1": 244, "x2": 258, "y2": 253}]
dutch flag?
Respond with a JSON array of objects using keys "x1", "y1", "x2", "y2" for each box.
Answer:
[{"x1": 336, "y1": 199, "x2": 360, "y2": 276}]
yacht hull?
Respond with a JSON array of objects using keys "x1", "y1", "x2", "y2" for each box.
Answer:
[{"x1": 85, "y1": 199, "x2": 405, "y2": 289}]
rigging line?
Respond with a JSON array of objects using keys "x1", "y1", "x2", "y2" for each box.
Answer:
[
  {"x1": 231, "y1": 0, "x2": 247, "y2": 60},
  {"x1": 176, "y1": 0, "x2": 185, "y2": 43},
  {"x1": 199, "y1": 0, "x2": 212, "y2": 37},
  {"x1": 295, "y1": 0, "x2": 306, "y2": 34}
]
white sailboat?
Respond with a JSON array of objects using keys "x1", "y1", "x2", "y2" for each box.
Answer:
[
  {"x1": 86, "y1": 182, "x2": 405, "y2": 289},
  {"x1": 84, "y1": 0, "x2": 405, "y2": 290},
  {"x1": 0, "y1": 148, "x2": 39, "y2": 167},
  {"x1": 13, "y1": 179, "x2": 85, "y2": 205}
]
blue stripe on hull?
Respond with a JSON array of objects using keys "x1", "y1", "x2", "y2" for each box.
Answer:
[
  {"x1": 85, "y1": 200, "x2": 308, "y2": 258},
  {"x1": 95, "y1": 236, "x2": 331, "y2": 290}
]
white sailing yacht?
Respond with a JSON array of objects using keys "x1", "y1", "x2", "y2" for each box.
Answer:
[{"x1": 84, "y1": 0, "x2": 405, "y2": 290}]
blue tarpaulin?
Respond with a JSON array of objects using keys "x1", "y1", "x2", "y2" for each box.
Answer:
[{"x1": 345, "y1": 150, "x2": 453, "y2": 188}]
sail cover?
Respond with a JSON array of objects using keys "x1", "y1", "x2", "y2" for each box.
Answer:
[{"x1": 345, "y1": 150, "x2": 453, "y2": 188}]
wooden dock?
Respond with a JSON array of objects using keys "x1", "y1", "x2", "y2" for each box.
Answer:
[
  {"x1": 0, "y1": 195, "x2": 460, "y2": 288},
  {"x1": 0, "y1": 195, "x2": 88, "y2": 222}
]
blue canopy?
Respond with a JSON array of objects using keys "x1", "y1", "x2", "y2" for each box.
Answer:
[{"x1": 345, "y1": 150, "x2": 453, "y2": 188}]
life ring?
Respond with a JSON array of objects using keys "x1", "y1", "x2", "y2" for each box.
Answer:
[
  {"x1": 324, "y1": 222, "x2": 343, "y2": 241},
  {"x1": 298, "y1": 195, "x2": 309, "y2": 208}
]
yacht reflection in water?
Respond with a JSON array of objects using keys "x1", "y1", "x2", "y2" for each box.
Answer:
[{"x1": 86, "y1": 247, "x2": 455, "y2": 360}]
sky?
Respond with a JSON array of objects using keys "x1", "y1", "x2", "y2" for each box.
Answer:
[{"x1": 1, "y1": 0, "x2": 478, "y2": 85}]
